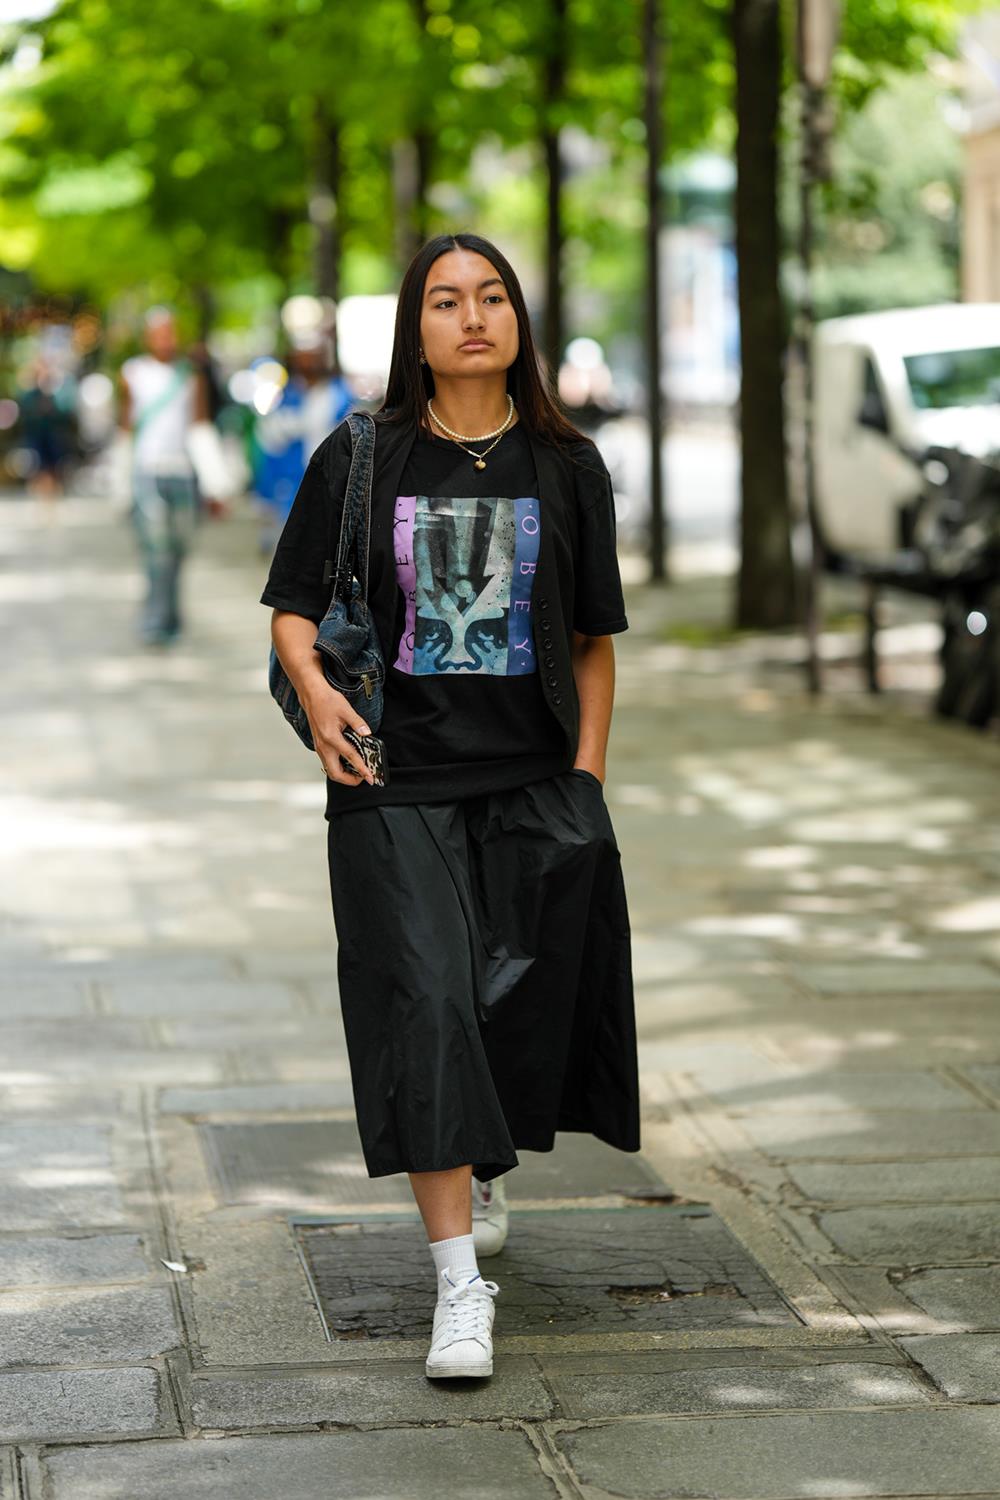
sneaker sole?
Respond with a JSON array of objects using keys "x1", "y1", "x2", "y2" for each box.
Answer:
[{"x1": 425, "y1": 1357, "x2": 493, "y2": 1379}]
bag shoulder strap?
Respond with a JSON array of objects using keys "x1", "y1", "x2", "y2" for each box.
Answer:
[
  {"x1": 131, "y1": 359, "x2": 193, "y2": 437},
  {"x1": 320, "y1": 410, "x2": 376, "y2": 605}
]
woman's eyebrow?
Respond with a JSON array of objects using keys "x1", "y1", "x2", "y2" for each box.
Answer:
[{"x1": 425, "y1": 278, "x2": 505, "y2": 297}]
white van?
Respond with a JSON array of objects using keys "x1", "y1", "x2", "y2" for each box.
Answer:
[{"x1": 812, "y1": 303, "x2": 1000, "y2": 562}]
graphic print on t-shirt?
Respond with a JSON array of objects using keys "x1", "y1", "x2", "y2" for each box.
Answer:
[{"x1": 392, "y1": 494, "x2": 540, "y2": 675}]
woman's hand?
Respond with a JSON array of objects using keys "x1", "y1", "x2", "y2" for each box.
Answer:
[
  {"x1": 270, "y1": 610, "x2": 375, "y2": 788},
  {"x1": 302, "y1": 680, "x2": 376, "y2": 786}
]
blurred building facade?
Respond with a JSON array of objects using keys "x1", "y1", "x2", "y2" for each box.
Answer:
[{"x1": 961, "y1": 14, "x2": 1000, "y2": 301}]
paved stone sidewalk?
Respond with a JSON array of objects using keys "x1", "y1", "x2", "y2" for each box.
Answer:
[{"x1": 2, "y1": 491, "x2": 1000, "y2": 1499}]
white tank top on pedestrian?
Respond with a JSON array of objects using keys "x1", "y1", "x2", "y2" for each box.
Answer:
[{"x1": 121, "y1": 354, "x2": 196, "y2": 476}]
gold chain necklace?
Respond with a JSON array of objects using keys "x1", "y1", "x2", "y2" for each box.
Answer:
[{"x1": 426, "y1": 395, "x2": 516, "y2": 469}]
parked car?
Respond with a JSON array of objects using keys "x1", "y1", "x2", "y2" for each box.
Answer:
[
  {"x1": 812, "y1": 304, "x2": 1000, "y2": 727},
  {"x1": 812, "y1": 303, "x2": 1000, "y2": 563}
]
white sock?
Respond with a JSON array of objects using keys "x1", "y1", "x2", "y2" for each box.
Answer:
[{"x1": 429, "y1": 1233, "x2": 479, "y2": 1290}]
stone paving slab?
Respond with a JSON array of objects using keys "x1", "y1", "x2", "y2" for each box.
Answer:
[
  {"x1": 700, "y1": 1069, "x2": 979, "y2": 1114},
  {"x1": 765, "y1": 1005, "x2": 1000, "y2": 1067},
  {"x1": 0, "y1": 1084, "x2": 129, "y2": 1120},
  {"x1": 186, "y1": 1357, "x2": 553, "y2": 1430},
  {"x1": 964, "y1": 1063, "x2": 1000, "y2": 1101},
  {"x1": 242, "y1": 948, "x2": 342, "y2": 979},
  {"x1": 553, "y1": 1406, "x2": 1000, "y2": 1498},
  {"x1": 901, "y1": 1333, "x2": 1000, "y2": 1401},
  {"x1": 0, "y1": 1181, "x2": 128, "y2": 1233},
  {"x1": 197, "y1": 1121, "x2": 671, "y2": 1211},
  {"x1": 0, "y1": 1121, "x2": 113, "y2": 1171},
  {"x1": 509, "y1": 1140, "x2": 672, "y2": 1201},
  {"x1": 817, "y1": 1205, "x2": 999, "y2": 1263},
  {"x1": 30, "y1": 952, "x2": 240, "y2": 983},
  {"x1": 157, "y1": 1082, "x2": 356, "y2": 1114},
  {"x1": 298, "y1": 1207, "x2": 797, "y2": 1340},
  {"x1": 898, "y1": 1267, "x2": 1000, "y2": 1330},
  {"x1": 97, "y1": 979, "x2": 301, "y2": 1016},
  {"x1": 544, "y1": 1353, "x2": 929, "y2": 1418},
  {"x1": 0, "y1": 1021, "x2": 226, "y2": 1084},
  {"x1": 0, "y1": 1122, "x2": 129, "y2": 1231},
  {"x1": 37, "y1": 1429, "x2": 559, "y2": 1500},
  {"x1": 738, "y1": 1111, "x2": 1000, "y2": 1159},
  {"x1": 791, "y1": 961, "x2": 1000, "y2": 996},
  {"x1": 0, "y1": 1449, "x2": 13, "y2": 1500},
  {"x1": 785, "y1": 1157, "x2": 1000, "y2": 1204},
  {"x1": 0, "y1": 1233, "x2": 152, "y2": 1288},
  {"x1": 0, "y1": 1366, "x2": 168, "y2": 1441},
  {"x1": 0, "y1": 979, "x2": 93, "y2": 1017},
  {"x1": 0, "y1": 1286, "x2": 180, "y2": 1366},
  {"x1": 160, "y1": 1016, "x2": 345, "y2": 1049},
  {"x1": 229, "y1": 1049, "x2": 372, "y2": 1084},
  {"x1": 823, "y1": 1266, "x2": 949, "y2": 1336}
]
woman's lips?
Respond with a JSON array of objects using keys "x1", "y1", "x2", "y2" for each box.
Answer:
[{"x1": 459, "y1": 341, "x2": 491, "y2": 350}]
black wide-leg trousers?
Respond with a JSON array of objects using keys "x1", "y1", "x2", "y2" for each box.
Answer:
[{"x1": 326, "y1": 767, "x2": 640, "y2": 1182}]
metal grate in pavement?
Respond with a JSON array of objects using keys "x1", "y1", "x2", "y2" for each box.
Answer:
[{"x1": 296, "y1": 1206, "x2": 801, "y2": 1340}]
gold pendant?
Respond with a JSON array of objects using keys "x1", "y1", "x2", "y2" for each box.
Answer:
[{"x1": 474, "y1": 458, "x2": 486, "y2": 470}]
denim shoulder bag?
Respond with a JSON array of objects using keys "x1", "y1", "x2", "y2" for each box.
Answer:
[{"x1": 267, "y1": 411, "x2": 385, "y2": 750}]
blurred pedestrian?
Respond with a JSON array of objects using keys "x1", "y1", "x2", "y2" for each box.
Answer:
[
  {"x1": 254, "y1": 332, "x2": 354, "y2": 554},
  {"x1": 118, "y1": 307, "x2": 223, "y2": 647},
  {"x1": 18, "y1": 352, "x2": 78, "y2": 509}
]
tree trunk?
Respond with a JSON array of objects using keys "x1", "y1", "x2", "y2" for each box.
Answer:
[
  {"x1": 541, "y1": 0, "x2": 567, "y2": 378},
  {"x1": 393, "y1": 137, "x2": 429, "y2": 267},
  {"x1": 392, "y1": 0, "x2": 434, "y2": 266},
  {"x1": 643, "y1": 0, "x2": 667, "y2": 582},
  {"x1": 269, "y1": 206, "x2": 296, "y2": 304},
  {"x1": 413, "y1": 127, "x2": 432, "y2": 246},
  {"x1": 732, "y1": 0, "x2": 797, "y2": 629},
  {"x1": 193, "y1": 283, "x2": 214, "y2": 343},
  {"x1": 310, "y1": 103, "x2": 341, "y2": 302}
]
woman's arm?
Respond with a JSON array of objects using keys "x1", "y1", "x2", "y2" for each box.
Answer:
[
  {"x1": 570, "y1": 630, "x2": 616, "y2": 784},
  {"x1": 270, "y1": 609, "x2": 375, "y2": 786}
]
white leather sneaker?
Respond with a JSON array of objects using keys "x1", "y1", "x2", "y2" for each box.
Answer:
[
  {"x1": 472, "y1": 1173, "x2": 509, "y2": 1257},
  {"x1": 425, "y1": 1267, "x2": 500, "y2": 1379}
]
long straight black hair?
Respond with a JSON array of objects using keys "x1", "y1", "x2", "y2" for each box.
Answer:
[{"x1": 374, "y1": 232, "x2": 596, "y2": 455}]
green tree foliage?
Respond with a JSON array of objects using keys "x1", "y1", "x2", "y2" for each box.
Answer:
[
  {"x1": 0, "y1": 0, "x2": 735, "y2": 317},
  {"x1": 808, "y1": 70, "x2": 962, "y2": 317},
  {"x1": 0, "y1": 0, "x2": 983, "y2": 351}
]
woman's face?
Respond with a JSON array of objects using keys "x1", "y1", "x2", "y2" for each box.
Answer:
[{"x1": 419, "y1": 249, "x2": 519, "y2": 382}]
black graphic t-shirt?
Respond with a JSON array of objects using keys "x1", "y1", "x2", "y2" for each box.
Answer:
[
  {"x1": 330, "y1": 423, "x2": 570, "y2": 811},
  {"x1": 260, "y1": 415, "x2": 630, "y2": 818}
]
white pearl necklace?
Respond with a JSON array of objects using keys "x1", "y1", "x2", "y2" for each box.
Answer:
[{"x1": 426, "y1": 395, "x2": 516, "y2": 469}]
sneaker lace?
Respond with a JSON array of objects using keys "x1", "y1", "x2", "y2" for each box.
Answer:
[{"x1": 440, "y1": 1270, "x2": 499, "y2": 1343}]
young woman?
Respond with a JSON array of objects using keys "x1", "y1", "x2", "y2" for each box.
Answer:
[{"x1": 261, "y1": 232, "x2": 639, "y2": 1381}]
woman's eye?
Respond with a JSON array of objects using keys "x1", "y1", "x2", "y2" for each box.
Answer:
[{"x1": 433, "y1": 295, "x2": 504, "y2": 308}]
